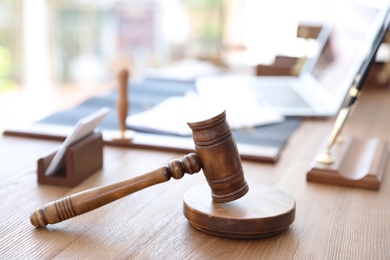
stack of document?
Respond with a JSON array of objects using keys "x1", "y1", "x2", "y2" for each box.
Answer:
[{"x1": 126, "y1": 83, "x2": 284, "y2": 136}]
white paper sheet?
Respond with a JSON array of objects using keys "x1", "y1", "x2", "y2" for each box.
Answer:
[{"x1": 126, "y1": 88, "x2": 284, "y2": 136}]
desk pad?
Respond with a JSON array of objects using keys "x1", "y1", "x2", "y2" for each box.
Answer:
[{"x1": 3, "y1": 79, "x2": 300, "y2": 162}]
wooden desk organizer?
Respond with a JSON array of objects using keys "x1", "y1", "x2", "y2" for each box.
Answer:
[
  {"x1": 37, "y1": 132, "x2": 103, "y2": 187},
  {"x1": 307, "y1": 136, "x2": 389, "y2": 190}
]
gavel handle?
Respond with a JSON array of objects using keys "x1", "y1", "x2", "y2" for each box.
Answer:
[{"x1": 30, "y1": 153, "x2": 201, "y2": 228}]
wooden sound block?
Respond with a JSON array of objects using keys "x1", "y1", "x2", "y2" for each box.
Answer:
[
  {"x1": 183, "y1": 184, "x2": 296, "y2": 239},
  {"x1": 307, "y1": 137, "x2": 389, "y2": 190}
]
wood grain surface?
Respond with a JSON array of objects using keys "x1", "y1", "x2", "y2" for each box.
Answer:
[{"x1": 1, "y1": 88, "x2": 390, "y2": 259}]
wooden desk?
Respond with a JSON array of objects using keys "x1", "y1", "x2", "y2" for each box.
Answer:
[{"x1": 1, "y1": 88, "x2": 390, "y2": 259}]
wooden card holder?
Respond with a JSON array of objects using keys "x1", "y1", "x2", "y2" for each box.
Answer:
[
  {"x1": 37, "y1": 132, "x2": 103, "y2": 187},
  {"x1": 307, "y1": 136, "x2": 389, "y2": 190}
]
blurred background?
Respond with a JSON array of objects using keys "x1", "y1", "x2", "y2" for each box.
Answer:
[
  {"x1": 0, "y1": 0, "x2": 387, "y2": 129},
  {"x1": 0, "y1": 0, "x2": 340, "y2": 90}
]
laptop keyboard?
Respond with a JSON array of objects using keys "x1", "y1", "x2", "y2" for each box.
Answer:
[{"x1": 251, "y1": 80, "x2": 311, "y2": 108}]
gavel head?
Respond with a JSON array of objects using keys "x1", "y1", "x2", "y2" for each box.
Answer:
[{"x1": 187, "y1": 111, "x2": 249, "y2": 203}]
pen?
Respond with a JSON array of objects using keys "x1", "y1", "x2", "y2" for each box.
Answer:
[{"x1": 316, "y1": 20, "x2": 390, "y2": 164}]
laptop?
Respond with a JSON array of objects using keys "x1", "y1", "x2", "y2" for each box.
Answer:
[{"x1": 196, "y1": 0, "x2": 390, "y2": 117}]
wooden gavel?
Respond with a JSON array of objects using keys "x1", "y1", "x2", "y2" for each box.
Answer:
[{"x1": 30, "y1": 111, "x2": 249, "y2": 228}]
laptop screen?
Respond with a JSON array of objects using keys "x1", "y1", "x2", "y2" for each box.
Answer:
[{"x1": 309, "y1": 1, "x2": 386, "y2": 98}]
